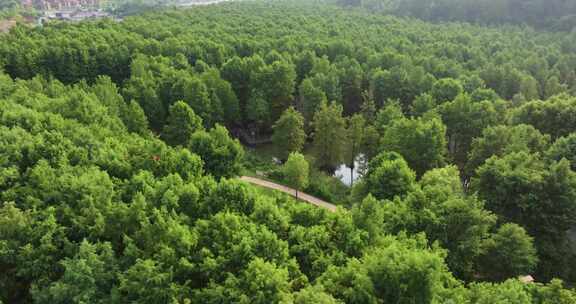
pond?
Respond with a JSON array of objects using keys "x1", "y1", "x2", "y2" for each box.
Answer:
[
  {"x1": 334, "y1": 156, "x2": 364, "y2": 187},
  {"x1": 247, "y1": 143, "x2": 364, "y2": 187}
]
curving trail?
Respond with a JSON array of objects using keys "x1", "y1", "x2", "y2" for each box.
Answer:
[{"x1": 240, "y1": 176, "x2": 337, "y2": 212}]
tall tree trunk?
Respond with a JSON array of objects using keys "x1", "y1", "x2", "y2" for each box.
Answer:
[{"x1": 350, "y1": 166, "x2": 354, "y2": 185}]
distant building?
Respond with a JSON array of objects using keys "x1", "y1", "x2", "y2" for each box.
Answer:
[
  {"x1": 21, "y1": 0, "x2": 34, "y2": 9},
  {"x1": 44, "y1": 9, "x2": 109, "y2": 22},
  {"x1": 27, "y1": 0, "x2": 100, "y2": 11}
]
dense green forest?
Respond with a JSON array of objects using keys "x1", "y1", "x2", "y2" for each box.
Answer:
[
  {"x1": 1, "y1": 0, "x2": 576, "y2": 302},
  {"x1": 338, "y1": 0, "x2": 576, "y2": 31}
]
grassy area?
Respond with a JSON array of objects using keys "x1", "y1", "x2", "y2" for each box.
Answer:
[
  {"x1": 242, "y1": 144, "x2": 281, "y2": 179},
  {"x1": 251, "y1": 183, "x2": 282, "y2": 198}
]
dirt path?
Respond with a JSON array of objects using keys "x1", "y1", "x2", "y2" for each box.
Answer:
[{"x1": 240, "y1": 176, "x2": 337, "y2": 212}]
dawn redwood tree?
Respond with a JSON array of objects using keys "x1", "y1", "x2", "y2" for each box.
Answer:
[
  {"x1": 374, "y1": 101, "x2": 404, "y2": 135},
  {"x1": 474, "y1": 152, "x2": 576, "y2": 280},
  {"x1": 352, "y1": 151, "x2": 416, "y2": 201},
  {"x1": 252, "y1": 60, "x2": 297, "y2": 123},
  {"x1": 283, "y1": 152, "x2": 310, "y2": 199},
  {"x1": 118, "y1": 259, "x2": 184, "y2": 303},
  {"x1": 171, "y1": 76, "x2": 214, "y2": 127},
  {"x1": 309, "y1": 72, "x2": 341, "y2": 106},
  {"x1": 359, "y1": 125, "x2": 380, "y2": 172},
  {"x1": 511, "y1": 94, "x2": 576, "y2": 139},
  {"x1": 189, "y1": 124, "x2": 244, "y2": 178},
  {"x1": 546, "y1": 133, "x2": 576, "y2": 171},
  {"x1": 466, "y1": 124, "x2": 551, "y2": 177},
  {"x1": 201, "y1": 68, "x2": 241, "y2": 125},
  {"x1": 91, "y1": 75, "x2": 125, "y2": 118},
  {"x1": 474, "y1": 152, "x2": 576, "y2": 235},
  {"x1": 344, "y1": 114, "x2": 365, "y2": 185},
  {"x1": 221, "y1": 56, "x2": 253, "y2": 120},
  {"x1": 410, "y1": 93, "x2": 436, "y2": 117},
  {"x1": 200, "y1": 258, "x2": 293, "y2": 304},
  {"x1": 162, "y1": 101, "x2": 204, "y2": 147},
  {"x1": 122, "y1": 100, "x2": 149, "y2": 136},
  {"x1": 299, "y1": 78, "x2": 327, "y2": 126},
  {"x1": 415, "y1": 166, "x2": 498, "y2": 279},
  {"x1": 431, "y1": 78, "x2": 464, "y2": 103},
  {"x1": 381, "y1": 116, "x2": 448, "y2": 177},
  {"x1": 336, "y1": 57, "x2": 363, "y2": 114},
  {"x1": 438, "y1": 94, "x2": 499, "y2": 169},
  {"x1": 544, "y1": 76, "x2": 565, "y2": 98},
  {"x1": 272, "y1": 107, "x2": 306, "y2": 161},
  {"x1": 311, "y1": 101, "x2": 346, "y2": 173},
  {"x1": 359, "y1": 93, "x2": 377, "y2": 122},
  {"x1": 33, "y1": 241, "x2": 119, "y2": 303},
  {"x1": 319, "y1": 235, "x2": 450, "y2": 304},
  {"x1": 478, "y1": 223, "x2": 538, "y2": 282},
  {"x1": 295, "y1": 50, "x2": 316, "y2": 83},
  {"x1": 370, "y1": 70, "x2": 400, "y2": 107},
  {"x1": 123, "y1": 76, "x2": 166, "y2": 131}
]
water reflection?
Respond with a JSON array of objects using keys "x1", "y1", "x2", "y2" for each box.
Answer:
[{"x1": 334, "y1": 156, "x2": 364, "y2": 187}]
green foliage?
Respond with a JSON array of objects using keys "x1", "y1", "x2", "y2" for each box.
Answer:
[
  {"x1": 189, "y1": 124, "x2": 244, "y2": 179},
  {"x1": 209, "y1": 179, "x2": 257, "y2": 215},
  {"x1": 390, "y1": 167, "x2": 499, "y2": 280},
  {"x1": 272, "y1": 107, "x2": 306, "y2": 160},
  {"x1": 122, "y1": 100, "x2": 149, "y2": 136},
  {"x1": 370, "y1": 65, "x2": 435, "y2": 110},
  {"x1": 300, "y1": 78, "x2": 328, "y2": 126},
  {"x1": 511, "y1": 94, "x2": 576, "y2": 139},
  {"x1": 546, "y1": 133, "x2": 576, "y2": 171},
  {"x1": 305, "y1": 169, "x2": 350, "y2": 205},
  {"x1": 294, "y1": 285, "x2": 341, "y2": 304},
  {"x1": 353, "y1": 165, "x2": 538, "y2": 281},
  {"x1": 531, "y1": 279, "x2": 576, "y2": 304},
  {"x1": 410, "y1": 93, "x2": 436, "y2": 117},
  {"x1": 354, "y1": 152, "x2": 416, "y2": 201},
  {"x1": 201, "y1": 68, "x2": 241, "y2": 125},
  {"x1": 438, "y1": 94, "x2": 500, "y2": 168},
  {"x1": 253, "y1": 60, "x2": 297, "y2": 122},
  {"x1": 431, "y1": 78, "x2": 464, "y2": 103},
  {"x1": 123, "y1": 76, "x2": 165, "y2": 131},
  {"x1": 474, "y1": 152, "x2": 576, "y2": 280},
  {"x1": 355, "y1": 0, "x2": 576, "y2": 30},
  {"x1": 474, "y1": 152, "x2": 576, "y2": 235},
  {"x1": 468, "y1": 279, "x2": 534, "y2": 303},
  {"x1": 118, "y1": 259, "x2": 185, "y2": 303},
  {"x1": 466, "y1": 124, "x2": 551, "y2": 177},
  {"x1": 162, "y1": 101, "x2": 204, "y2": 147},
  {"x1": 479, "y1": 223, "x2": 538, "y2": 281},
  {"x1": 283, "y1": 152, "x2": 310, "y2": 195},
  {"x1": 1, "y1": 0, "x2": 576, "y2": 301},
  {"x1": 195, "y1": 258, "x2": 292, "y2": 303},
  {"x1": 246, "y1": 94, "x2": 270, "y2": 128},
  {"x1": 319, "y1": 235, "x2": 455, "y2": 304},
  {"x1": 381, "y1": 116, "x2": 448, "y2": 176},
  {"x1": 374, "y1": 101, "x2": 404, "y2": 134},
  {"x1": 312, "y1": 101, "x2": 346, "y2": 172},
  {"x1": 32, "y1": 240, "x2": 119, "y2": 304},
  {"x1": 172, "y1": 75, "x2": 215, "y2": 127}
]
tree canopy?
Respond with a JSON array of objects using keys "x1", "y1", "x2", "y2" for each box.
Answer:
[{"x1": 1, "y1": 0, "x2": 576, "y2": 302}]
